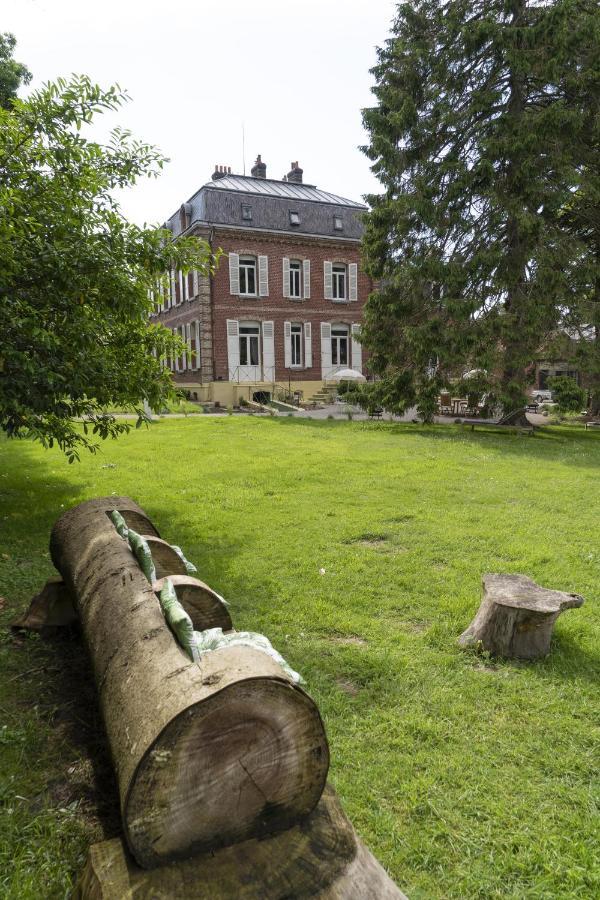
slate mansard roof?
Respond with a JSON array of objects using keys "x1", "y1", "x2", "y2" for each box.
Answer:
[{"x1": 166, "y1": 174, "x2": 367, "y2": 241}]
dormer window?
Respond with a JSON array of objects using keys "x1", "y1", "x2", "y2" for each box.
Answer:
[
  {"x1": 242, "y1": 204, "x2": 252, "y2": 221},
  {"x1": 289, "y1": 211, "x2": 300, "y2": 226},
  {"x1": 333, "y1": 215, "x2": 343, "y2": 231}
]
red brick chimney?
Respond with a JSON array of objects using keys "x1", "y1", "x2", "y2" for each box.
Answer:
[
  {"x1": 251, "y1": 154, "x2": 267, "y2": 179},
  {"x1": 286, "y1": 161, "x2": 303, "y2": 184}
]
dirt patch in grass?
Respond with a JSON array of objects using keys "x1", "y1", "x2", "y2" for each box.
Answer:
[
  {"x1": 327, "y1": 634, "x2": 368, "y2": 647},
  {"x1": 344, "y1": 531, "x2": 390, "y2": 546},
  {"x1": 335, "y1": 677, "x2": 360, "y2": 696}
]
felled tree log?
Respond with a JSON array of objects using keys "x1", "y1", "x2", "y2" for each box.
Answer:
[
  {"x1": 50, "y1": 496, "x2": 329, "y2": 869},
  {"x1": 458, "y1": 573, "x2": 584, "y2": 659},
  {"x1": 153, "y1": 574, "x2": 233, "y2": 631},
  {"x1": 74, "y1": 784, "x2": 406, "y2": 900}
]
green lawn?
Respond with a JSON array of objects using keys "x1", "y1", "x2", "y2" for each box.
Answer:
[{"x1": 1, "y1": 418, "x2": 599, "y2": 899}]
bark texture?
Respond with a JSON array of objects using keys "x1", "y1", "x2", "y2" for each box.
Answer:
[
  {"x1": 458, "y1": 573, "x2": 584, "y2": 659},
  {"x1": 153, "y1": 574, "x2": 233, "y2": 632},
  {"x1": 74, "y1": 784, "x2": 406, "y2": 900},
  {"x1": 50, "y1": 496, "x2": 329, "y2": 869}
]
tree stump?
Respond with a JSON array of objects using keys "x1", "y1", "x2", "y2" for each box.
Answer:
[
  {"x1": 50, "y1": 496, "x2": 329, "y2": 869},
  {"x1": 153, "y1": 574, "x2": 233, "y2": 632},
  {"x1": 74, "y1": 784, "x2": 407, "y2": 900},
  {"x1": 458, "y1": 574, "x2": 584, "y2": 659}
]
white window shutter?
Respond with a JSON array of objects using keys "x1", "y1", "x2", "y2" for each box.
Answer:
[
  {"x1": 324, "y1": 261, "x2": 333, "y2": 300},
  {"x1": 179, "y1": 270, "x2": 186, "y2": 304},
  {"x1": 284, "y1": 321, "x2": 292, "y2": 368},
  {"x1": 304, "y1": 322, "x2": 312, "y2": 368},
  {"x1": 262, "y1": 320, "x2": 275, "y2": 380},
  {"x1": 192, "y1": 268, "x2": 199, "y2": 297},
  {"x1": 349, "y1": 263, "x2": 358, "y2": 301},
  {"x1": 282, "y1": 258, "x2": 290, "y2": 298},
  {"x1": 194, "y1": 320, "x2": 201, "y2": 370},
  {"x1": 229, "y1": 253, "x2": 240, "y2": 295},
  {"x1": 303, "y1": 259, "x2": 311, "y2": 299},
  {"x1": 351, "y1": 323, "x2": 362, "y2": 371},
  {"x1": 227, "y1": 319, "x2": 240, "y2": 380},
  {"x1": 182, "y1": 324, "x2": 189, "y2": 370},
  {"x1": 180, "y1": 325, "x2": 187, "y2": 370},
  {"x1": 258, "y1": 255, "x2": 269, "y2": 296},
  {"x1": 169, "y1": 269, "x2": 175, "y2": 308},
  {"x1": 320, "y1": 321, "x2": 332, "y2": 378}
]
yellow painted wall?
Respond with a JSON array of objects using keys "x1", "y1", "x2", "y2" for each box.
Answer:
[{"x1": 176, "y1": 380, "x2": 327, "y2": 406}]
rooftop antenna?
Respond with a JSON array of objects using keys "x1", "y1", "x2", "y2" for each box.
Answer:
[{"x1": 242, "y1": 122, "x2": 246, "y2": 176}]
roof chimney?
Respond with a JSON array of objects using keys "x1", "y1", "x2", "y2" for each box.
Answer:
[
  {"x1": 212, "y1": 163, "x2": 230, "y2": 181},
  {"x1": 286, "y1": 161, "x2": 303, "y2": 184},
  {"x1": 251, "y1": 154, "x2": 267, "y2": 179}
]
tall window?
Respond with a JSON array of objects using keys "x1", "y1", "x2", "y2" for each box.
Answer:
[
  {"x1": 239, "y1": 324, "x2": 260, "y2": 366},
  {"x1": 289, "y1": 260, "x2": 302, "y2": 298},
  {"x1": 331, "y1": 325, "x2": 349, "y2": 366},
  {"x1": 291, "y1": 323, "x2": 302, "y2": 366},
  {"x1": 332, "y1": 264, "x2": 347, "y2": 300},
  {"x1": 239, "y1": 256, "x2": 257, "y2": 295}
]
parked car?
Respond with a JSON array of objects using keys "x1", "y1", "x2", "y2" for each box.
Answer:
[{"x1": 531, "y1": 389, "x2": 553, "y2": 404}]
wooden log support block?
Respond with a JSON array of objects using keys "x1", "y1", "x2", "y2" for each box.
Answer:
[
  {"x1": 11, "y1": 576, "x2": 77, "y2": 632},
  {"x1": 153, "y1": 574, "x2": 233, "y2": 632},
  {"x1": 74, "y1": 785, "x2": 407, "y2": 900},
  {"x1": 458, "y1": 574, "x2": 584, "y2": 659},
  {"x1": 50, "y1": 497, "x2": 329, "y2": 869},
  {"x1": 138, "y1": 534, "x2": 189, "y2": 580},
  {"x1": 114, "y1": 508, "x2": 160, "y2": 538}
]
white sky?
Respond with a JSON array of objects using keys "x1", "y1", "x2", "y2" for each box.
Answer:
[{"x1": 4, "y1": 0, "x2": 396, "y2": 226}]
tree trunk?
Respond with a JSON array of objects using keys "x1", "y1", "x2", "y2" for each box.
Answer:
[
  {"x1": 458, "y1": 573, "x2": 584, "y2": 659},
  {"x1": 74, "y1": 784, "x2": 406, "y2": 900},
  {"x1": 50, "y1": 497, "x2": 329, "y2": 869}
]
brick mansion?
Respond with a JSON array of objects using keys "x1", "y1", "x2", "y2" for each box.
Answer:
[{"x1": 151, "y1": 155, "x2": 373, "y2": 405}]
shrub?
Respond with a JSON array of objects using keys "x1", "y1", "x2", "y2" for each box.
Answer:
[{"x1": 548, "y1": 376, "x2": 586, "y2": 414}]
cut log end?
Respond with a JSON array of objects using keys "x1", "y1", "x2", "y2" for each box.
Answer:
[{"x1": 125, "y1": 677, "x2": 329, "y2": 868}]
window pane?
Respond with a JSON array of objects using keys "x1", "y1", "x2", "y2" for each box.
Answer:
[
  {"x1": 332, "y1": 340, "x2": 338, "y2": 364},
  {"x1": 250, "y1": 336, "x2": 259, "y2": 365},
  {"x1": 340, "y1": 338, "x2": 348, "y2": 365},
  {"x1": 239, "y1": 338, "x2": 248, "y2": 365},
  {"x1": 247, "y1": 267, "x2": 256, "y2": 294}
]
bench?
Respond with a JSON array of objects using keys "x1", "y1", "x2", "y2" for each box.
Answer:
[
  {"x1": 585, "y1": 421, "x2": 600, "y2": 431},
  {"x1": 368, "y1": 407, "x2": 384, "y2": 419},
  {"x1": 462, "y1": 407, "x2": 535, "y2": 435}
]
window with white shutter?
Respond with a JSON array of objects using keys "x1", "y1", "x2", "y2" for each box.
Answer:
[
  {"x1": 303, "y1": 259, "x2": 311, "y2": 299},
  {"x1": 229, "y1": 253, "x2": 240, "y2": 295},
  {"x1": 324, "y1": 261, "x2": 333, "y2": 300},
  {"x1": 192, "y1": 268, "x2": 199, "y2": 297},
  {"x1": 304, "y1": 322, "x2": 312, "y2": 368},
  {"x1": 349, "y1": 263, "x2": 358, "y2": 301},
  {"x1": 282, "y1": 258, "x2": 290, "y2": 298},
  {"x1": 226, "y1": 319, "x2": 240, "y2": 380},
  {"x1": 258, "y1": 255, "x2": 269, "y2": 296},
  {"x1": 262, "y1": 320, "x2": 275, "y2": 380},
  {"x1": 320, "y1": 322, "x2": 332, "y2": 378},
  {"x1": 351, "y1": 323, "x2": 362, "y2": 371},
  {"x1": 169, "y1": 269, "x2": 176, "y2": 308},
  {"x1": 284, "y1": 321, "x2": 292, "y2": 368}
]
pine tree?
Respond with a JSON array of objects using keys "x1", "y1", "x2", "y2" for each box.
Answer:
[
  {"x1": 361, "y1": 0, "x2": 597, "y2": 417},
  {"x1": 556, "y1": 7, "x2": 600, "y2": 413}
]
